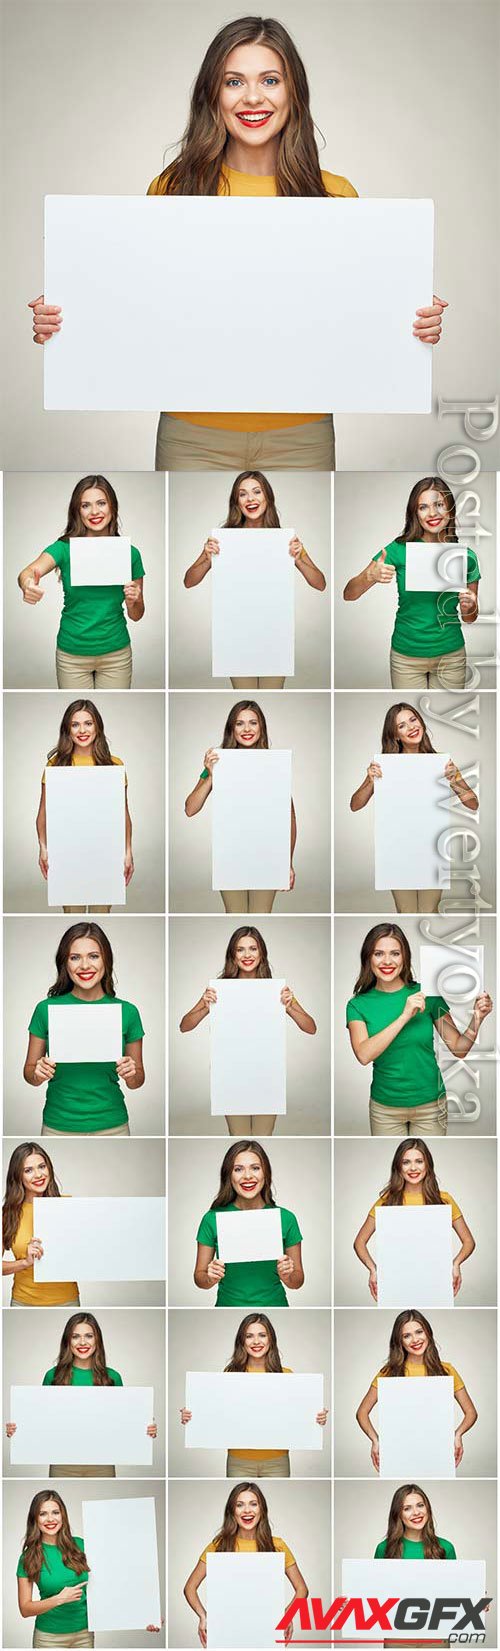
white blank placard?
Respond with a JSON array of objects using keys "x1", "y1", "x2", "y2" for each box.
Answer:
[
  {"x1": 45, "y1": 766, "x2": 126, "y2": 907},
  {"x1": 185, "y1": 1371, "x2": 324, "y2": 1450},
  {"x1": 47, "y1": 1002, "x2": 122, "y2": 1063},
  {"x1": 212, "y1": 749, "x2": 291, "y2": 891},
  {"x1": 374, "y1": 753, "x2": 450, "y2": 891},
  {"x1": 44, "y1": 197, "x2": 433, "y2": 414},
  {"x1": 378, "y1": 1376, "x2": 455, "y2": 1478},
  {"x1": 376, "y1": 1206, "x2": 453, "y2": 1307},
  {"x1": 83, "y1": 1496, "x2": 161, "y2": 1631},
  {"x1": 405, "y1": 542, "x2": 468, "y2": 590},
  {"x1": 10, "y1": 1385, "x2": 154, "y2": 1465},
  {"x1": 69, "y1": 536, "x2": 132, "y2": 586},
  {"x1": 341, "y1": 1560, "x2": 486, "y2": 1641},
  {"x1": 34, "y1": 1198, "x2": 165, "y2": 1281},
  {"x1": 209, "y1": 979, "x2": 286, "y2": 1116},
  {"x1": 211, "y1": 529, "x2": 295, "y2": 677},
  {"x1": 420, "y1": 942, "x2": 484, "y2": 1000},
  {"x1": 216, "y1": 1207, "x2": 283, "y2": 1264},
  {"x1": 206, "y1": 1552, "x2": 285, "y2": 1649}
]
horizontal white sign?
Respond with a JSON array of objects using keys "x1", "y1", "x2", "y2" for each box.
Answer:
[
  {"x1": 34, "y1": 1197, "x2": 166, "y2": 1281},
  {"x1": 341, "y1": 1560, "x2": 486, "y2": 1641},
  {"x1": 405, "y1": 542, "x2": 468, "y2": 591},
  {"x1": 212, "y1": 748, "x2": 291, "y2": 891},
  {"x1": 209, "y1": 979, "x2": 286, "y2": 1116},
  {"x1": 46, "y1": 766, "x2": 126, "y2": 907},
  {"x1": 374, "y1": 753, "x2": 450, "y2": 891},
  {"x1": 216, "y1": 1207, "x2": 283, "y2": 1264},
  {"x1": 83, "y1": 1496, "x2": 161, "y2": 1631},
  {"x1": 69, "y1": 536, "x2": 132, "y2": 586},
  {"x1": 185, "y1": 1371, "x2": 324, "y2": 1450},
  {"x1": 419, "y1": 941, "x2": 484, "y2": 1000},
  {"x1": 48, "y1": 1002, "x2": 122, "y2": 1062},
  {"x1": 211, "y1": 529, "x2": 295, "y2": 678},
  {"x1": 44, "y1": 196, "x2": 433, "y2": 414},
  {"x1": 206, "y1": 1552, "x2": 285, "y2": 1649},
  {"x1": 10, "y1": 1384, "x2": 154, "y2": 1465},
  {"x1": 378, "y1": 1375, "x2": 455, "y2": 1478},
  {"x1": 376, "y1": 1205, "x2": 453, "y2": 1307}
]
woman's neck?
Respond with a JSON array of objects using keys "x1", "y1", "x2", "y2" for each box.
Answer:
[
  {"x1": 401, "y1": 742, "x2": 422, "y2": 755},
  {"x1": 374, "y1": 976, "x2": 404, "y2": 993},
  {"x1": 234, "y1": 1194, "x2": 265, "y2": 1211},
  {"x1": 72, "y1": 1356, "x2": 93, "y2": 1369},
  {"x1": 70, "y1": 983, "x2": 106, "y2": 1003},
  {"x1": 403, "y1": 1527, "x2": 425, "y2": 1543},
  {"x1": 245, "y1": 1355, "x2": 267, "y2": 1370},
  {"x1": 224, "y1": 136, "x2": 280, "y2": 176},
  {"x1": 237, "y1": 968, "x2": 258, "y2": 979}
]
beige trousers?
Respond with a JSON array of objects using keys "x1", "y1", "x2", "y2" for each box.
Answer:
[
  {"x1": 41, "y1": 1123, "x2": 130, "y2": 1137},
  {"x1": 225, "y1": 1114, "x2": 277, "y2": 1137},
  {"x1": 230, "y1": 676, "x2": 285, "y2": 690},
  {"x1": 155, "y1": 413, "x2": 336, "y2": 471},
  {"x1": 33, "y1": 1633, "x2": 94, "y2": 1649},
  {"x1": 226, "y1": 1450, "x2": 291, "y2": 1477},
  {"x1": 390, "y1": 645, "x2": 466, "y2": 689},
  {"x1": 392, "y1": 889, "x2": 442, "y2": 913},
  {"x1": 56, "y1": 644, "x2": 132, "y2": 690},
  {"x1": 369, "y1": 1096, "x2": 448, "y2": 1136},
  {"x1": 49, "y1": 1463, "x2": 115, "y2": 1477},
  {"x1": 221, "y1": 890, "x2": 276, "y2": 914},
  {"x1": 63, "y1": 906, "x2": 111, "y2": 914}
]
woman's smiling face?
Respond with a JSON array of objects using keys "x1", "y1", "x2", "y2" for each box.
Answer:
[
  {"x1": 400, "y1": 1147, "x2": 427, "y2": 1186},
  {"x1": 37, "y1": 1499, "x2": 63, "y2": 1538},
  {"x1": 416, "y1": 487, "x2": 450, "y2": 538},
  {"x1": 231, "y1": 1151, "x2": 265, "y2": 1200},
  {"x1": 219, "y1": 43, "x2": 290, "y2": 151},
  {"x1": 234, "y1": 933, "x2": 262, "y2": 973},
  {"x1": 394, "y1": 708, "x2": 424, "y2": 747},
  {"x1": 21, "y1": 1151, "x2": 50, "y2": 1197},
  {"x1": 244, "y1": 1320, "x2": 271, "y2": 1359},
  {"x1": 401, "y1": 1318, "x2": 429, "y2": 1358},
  {"x1": 370, "y1": 936, "x2": 404, "y2": 986},
  {"x1": 70, "y1": 710, "x2": 97, "y2": 749},
  {"x1": 233, "y1": 709, "x2": 261, "y2": 746},
  {"x1": 70, "y1": 1320, "x2": 97, "y2": 1360},
  {"x1": 233, "y1": 1488, "x2": 261, "y2": 1532},
  {"x1": 79, "y1": 487, "x2": 112, "y2": 534},
  {"x1": 401, "y1": 1491, "x2": 429, "y2": 1534},
  {"x1": 66, "y1": 937, "x2": 105, "y2": 992},
  {"x1": 237, "y1": 477, "x2": 267, "y2": 523}
]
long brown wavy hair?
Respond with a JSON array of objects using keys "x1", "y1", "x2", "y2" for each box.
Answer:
[
  {"x1": 220, "y1": 927, "x2": 272, "y2": 979},
  {"x1": 379, "y1": 1311, "x2": 448, "y2": 1379},
  {"x1": 3, "y1": 1144, "x2": 60, "y2": 1251},
  {"x1": 383, "y1": 1484, "x2": 447, "y2": 1559},
  {"x1": 378, "y1": 1140, "x2": 444, "y2": 1208},
  {"x1": 221, "y1": 701, "x2": 269, "y2": 748},
  {"x1": 60, "y1": 475, "x2": 120, "y2": 540},
  {"x1": 381, "y1": 704, "x2": 436, "y2": 755},
  {"x1": 223, "y1": 472, "x2": 280, "y2": 528},
  {"x1": 47, "y1": 923, "x2": 115, "y2": 999},
  {"x1": 154, "y1": 17, "x2": 329, "y2": 198},
  {"x1": 51, "y1": 1312, "x2": 114, "y2": 1386},
  {"x1": 47, "y1": 700, "x2": 114, "y2": 766},
  {"x1": 225, "y1": 1313, "x2": 283, "y2": 1372},
  {"x1": 211, "y1": 1482, "x2": 275, "y2": 1552},
  {"x1": 210, "y1": 1141, "x2": 275, "y2": 1209},
  {"x1": 20, "y1": 1491, "x2": 89, "y2": 1582},
  {"x1": 353, "y1": 924, "x2": 414, "y2": 996},
  {"x1": 396, "y1": 477, "x2": 457, "y2": 545}
]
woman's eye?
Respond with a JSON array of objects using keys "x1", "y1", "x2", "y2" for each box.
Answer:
[
  {"x1": 225, "y1": 77, "x2": 242, "y2": 87},
  {"x1": 263, "y1": 76, "x2": 279, "y2": 84}
]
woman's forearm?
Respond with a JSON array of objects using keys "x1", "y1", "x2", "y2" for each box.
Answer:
[
  {"x1": 185, "y1": 778, "x2": 211, "y2": 817},
  {"x1": 356, "y1": 1402, "x2": 378, "y2": 1445},
  {"x1": 353, "y1": 1012, "x2": 408, "y2": 1066},
  {"x1": 194, "y1": 1268, "x2": 217, "y2": 1290},
  {"x1": 126, "y1": 594, "x2": 145, "y2": 621},
  {"x1": 350, "y1": 776, "x2": 374, "y2": 812},
  {"x1": 184, "y1": 551, "x2": 211, "y2": 588},
  {"x1": 180, "y1": 999, "x2": 210, "y2": 1033},
  {"x1": 353, "y1": 1234, "x2": 374, "y2": 1270},
  {"x1": 287, "y1": 999, "x2": 316, "y2": 1034},
  {"x1": 297, "y1": 552, "x2": 326, "y2": 591},
  {"x1": 290, "y1": 802, "x2": 297, "y2": 858},
  {"x1": 24, "y1": 1062, "x2": 45, "y2": 1087},
  {"x1": 451, "y1": 1015, "x2": 482, "y2": 1057},
  {"x1": 3, "y1": 1257, "x2": 30, "y2": 1276},
  {"x1": 184, "y1": 1579, "x2": 205, "y2": 1619},
  {"x1": 125, "y1": 804, "x2": 133, "y2": 851},
  {"x1": 450, "y1": 775, "x2": 478, "y2": 811},
  {"x1": 36, "y1": 797, "x2": 47, "y2": 842},
  {"x1": 343, "y1": 569, "x2": 371, "y2": 601},
  {"x1": 20, "y1": 1592, "x2": 67, "y2": 1620}
]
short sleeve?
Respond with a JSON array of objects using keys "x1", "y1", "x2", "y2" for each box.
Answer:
[
  {"x1": 131, "y1": 545, "x2": 145, "y2": 578},
  {"x1": 29, "y1": 1000, "x2": 49, "y2": 1041},
  {"x1": 427, "y1": 995, "x2": 449, "y2": 1023},
  {"x1": 370, "y1": 1371, "x2": 381, "y2": 1388},
  {"x1": 123, "y1": 1001, "x2": 145, "y2": 1042},
  {"x1": 346, "y1": 997, "x2": 368, "y2": 1026},
  {"x1": 447, "y1": 1363, "x2": 465, "y2": 1394},
  {"x1": 196, "y1": 1209, "x2": 217, "y2": 1248},
  {"x1": 441, "y1": 1190, "x2": 462, "y2": 1222},
  {"x1": 281, "y1": 1208, "x2": 302, "y2": 1247},
  {"x1": 368, "y1": 1200, "x2": 378, "y2": 1221},
  {"x1": 147, "y1": 176, "x2": 161, "y2": 195},
  {"x1": 16, "y1": 1555, "x2": 28, "y2": 1578},
  {"x1": 275, "y1": 1537, "x2": 296, "y2": 1568},
  {"x1": 200, "y1": 767, "x2": 210, "y2": 780},
  {"x1": 109, "y1": 1368, "x2": 124, "y2": 1386},
  {"x1": 198, "y1": 1541, "x2": 214, "y2": 1565},
  {"x1": 466, "y1": 548, "x2": 480, "y2": 584},
  {"x1": 49, "y1": 539, "x2": 67, "y2": 569},
  {"x1": 374, "y1": 1540, "x2": 386, "y2": 1558},
  {"x1": 42, "y1": 1368, "x2": 55, "y2": 1385},
  {"x1": 372, "y1": 544, "x2": 397, "y2": 567}
]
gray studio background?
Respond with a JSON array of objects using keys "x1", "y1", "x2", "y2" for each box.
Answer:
[
  {"x1": 2, "y1": 1137, "x2": 165, "y2": 1308},
  {"x1": 334, "y1": 913, "x2": 497, "y2": 1137},
  {"x1": 334, "y1": 1307, "x2": 496, "y2": 1479},
  {"x1": 168, "y1": 1137, "x2": 331, "y2": 1308},
  {"x1": 4, "y1": 692, "x2": 165, "y2": 913},
  {"x1": 169, "y1": 471, "x2": 331, "y2": 689},
  {"x1": 3, "y1": 471, "x2": 166, "y2": 690},
  {"x1": 334, "y1": 1137, "x2": 497, "y2": 1309},
  {"x1": 2, "y1": 1, "x2": 499, "y2": 471},
  {"x1": 168, "y1": 1306, "x2": 331, "y2": 1479},
  {"x1": 168, "y1": 1478, "x2": 331, "y2": 1650},
  {"x1": 334, "y1": 470, "x2": 497, "y2": 689},
  {"x1": 3, "y1": 1306, "x2": 166, "y2": 1479},
  {"x1": 3, "y1": 1478, "x2": 166, "y2": 1650},
  {"x1": 169, "y1": 915, "x2": 330, "y2": 1135},
  {"x1": 169, "y1": 692, "x2": 331, "y2": 913},
  {"x1": 334, "y1": 690, "x2": 496, "y2": 912}
]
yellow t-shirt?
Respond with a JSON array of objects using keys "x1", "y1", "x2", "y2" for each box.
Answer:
[
  {"x1": 230, "y1": 1367, "x2": 292, "y2": 1463},
  {"x1": 8, "y1": 1200, "x2": 79, "y2": 1307},
  {"x1": 200, "y1": 1534, "x2": 295, "y2": 1567},
  {"x1": 369, "y1": 1189, "x2": 462, "y2": 1222},
  {"x1": 147, "y1": 163, "x2": 358, "y2": 432},
  {"x1": 371, "y1": 1360, "x2": 464, "y2": 1394},
  {"x1": 42, "y1": 752, "x2": 125, "y2": 783}
]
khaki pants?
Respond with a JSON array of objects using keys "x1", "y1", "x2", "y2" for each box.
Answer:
[
  {"x1": 231, "y1": 676, "x2": 285, "y2": 690},
  {"x1": 369, "y1": 1096, "x2": 448, "y2": 1136},
  {"x1": 49, "y1": 1463, "x2": 115, "y2": 1477},
  {"x1": 42, "y1": 1123, "x2": 130, "y2": 1137},
  {"x1": 221, "y1": 890, "x2": 276, "y2": 913},
  {"x1": 12, "y1": 1298, "x2": 79, "y2": 1307},
  {"x1": 225, "y1": 1115, "x2": 276, "y2": 1137},
  {"x1": 392, "y1": 889, "x2": 442, "y2": 913},
  {"x1": 56, "y1": 644, "x2": 132, "y2": 690},
  {"x1": 390, "y1": 645, "x2": 466, "y2": 689},
  {"x1": 155, "y1": 413, "x2": 335, "y2": 471},
  {"x1": 226, "y1": 1450, "x2": 291, "y2": 1478},
  {"x1": 33, "y1": 1633, "x2": 94, "y2": 1649},
  {"x1": 63, "y1": 906, "x2": 111, "y2": 914}
]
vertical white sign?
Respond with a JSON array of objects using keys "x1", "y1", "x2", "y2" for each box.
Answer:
[
  {"x1": 212, "y1": 749, "x2": 291, "y2": 891},
  {"x1": 206, "y1": 1551, "x2": 285, "y2": 1648},
  {"x1": 376, "y1": 1206, "x2": 454, "y2": 1307},
  {"x1": 374, "y1": 753, "x2": 450, "y2": 890},
  {"x1": 45, "y1": 766, "x2": 126, "y2": 906},
  {"x1": 378, "y1": 1375, "x2": 455, "y2": 1477},
  {"x1": 83, "y1": 1497, "x2": 161, "y2": 1630},
  {"x1": 211, "y1": 528, "x2": 295, "y2": 678},
  {"x1": 209, "y1": 979, "x2": 286, "y2": 1115}
]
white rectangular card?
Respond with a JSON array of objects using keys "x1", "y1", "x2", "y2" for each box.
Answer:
[
  {"x1": 209, "y1": 979, "x2": 286, "y2": 1116},
  {"x1": 47, "y1": 1002, "x2": 123, "y2": 1063},
  {"x1": 69, "y1": 536, "x2": 132, "y2": 586},
  {"x1": 34, "y1": 1197, "x2": 166, "y2": 1281},
  {"x1": 405, "y1": 542, "x2": 468, "y2": 591},
  {"x1": 216, "y1": 1207, "x2": 283, "y2": 1264},
  {"x1": 341, "y1": 1560, "x2": 486, "y2": 1641},
  {"x1": 420, "y1": 941, "x2": 484, "y2": 1000},
  {"x1": 211, "y1": 528, "x2": 295, "y2": 677},
  {"x1": 376, "y1": 1206, "x2": 453, "y2": 1307},
  {"x1": 378, "y1": 1376, "x2": 455, "y2": 1478},
  {"x1": 212, "y1": 749, "x2": 291, "y2": 891},
  {"x1": 185, "y1": 1371, "x2": 324, "y2": 1450},
  {"x1": 45, "y1": 766, "x2": 126, "y2": 907},
  {"x1": 10, "y1": 1384, "x2": 154, "y2": 1465},
  {"x1": 44, "y1": 196, "x2": 433, "y2": 413},
  {"x1": 374, "y1": 753, "x2": 450, "y2": 890},
  {"x1": 206, "y1": 1552, "x2": 285, "y2": 1649},
  {"x1": 83, "y1": 1496, "x2": 161, "y2": 1631}
]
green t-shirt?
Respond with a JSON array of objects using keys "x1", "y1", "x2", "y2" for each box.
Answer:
[
  {"x1": 17, "y1": 1536, "x2": 89, "y2": 1632},
  {"x1": 373, "y1": 540, "x2": 480, "y2": 658},
  {"x1": 48, "y1": 538, "x2": 145, "y2": 656},
  {"x1": 196, "y1": 1202, "x2": 302, "y2": 1306},
  {"x1": 346, "y1": 981, "x2": 448, "y2": 1107},
  {"x1": 374, "y1": 1536, "x2": 456, "y2": 1559},
  {"x1": 43, "y1": 1365, "x2": 123, "y2": 1385},
  {"x1": 29, "y1": 993, "x2": 144, "y2": 1132}
]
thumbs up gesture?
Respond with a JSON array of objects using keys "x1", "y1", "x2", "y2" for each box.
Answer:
[{"x1": 368, "y1": 548, "x2": 396, "y2": 586}]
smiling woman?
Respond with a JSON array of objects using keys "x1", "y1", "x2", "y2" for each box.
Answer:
[
  {"x1": 184, "y1": 699, "x2": 297, "y2": 914},
  {"x1": 194, "y1": 1140, "x2": 304, "y2": 1308},
  {"x1": 183, "y1": 1482, "x2": 308, "y2": 1647},
  {"x1": 36, "y1": 699, "x2": 134, "y2": 914}
]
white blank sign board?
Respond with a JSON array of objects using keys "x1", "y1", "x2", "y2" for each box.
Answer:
[
  {"x1": 420, "y1": 942, "x2": 484, "y2": 1000},
  {"x1": 374, "y1": 753, "x2": 450, "y2": 890},
  {"x1": 47, "y1": 1002, "x2": 122, "y2": 1063},
  {"x1": 44, "y1": 196, "x2": 433, "y2": 414},
  {"x1": 83, "y1": 1496, "x2": 161, "y2": 1631},
  {"x1": 34, "y1": 1198, "x2": 165, "y2": 1281},
  {"x1": 10, "y1": 1385, "x2": 154, "y2": 1466},
  {"x1": 206, "y1": 1552, "x2": 285, "y2": 1649},
  {"x1": 209, "y1": 979, "x2": 286, "y2": 1116},
  {"x1": 216, "y1": 1207, "x2": 283, "y2": 1264},
  {"x1": 378, "y1": 1376, "x2": 455, "y2": 1478},
  {"x1": 376, "y1": 1206, "x2": 453, "y2": 1307},
  {"x1": 185, "y1": 1371, "x2": 324, "y2": 1450},
  {"x1": 341, "y1": 1560, "x2": 486, "y2": 1641},
  {"x1": 45, "y1": 766, "x2": 126, "y2": 907},
  {"x1": 212, "y1": 749, "x2": 291, "y2": 891},
  {"x1": 211, "y1": 529, "x2": 295, "y2": 678},
  {"x1": 69, "y1": 536, "x2": 131, "y2": 586},
  {"x1": 405, "y1": 542, "x2": 468, "y2": 590}
]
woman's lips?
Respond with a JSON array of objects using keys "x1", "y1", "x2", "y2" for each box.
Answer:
[
  {"x1": 240, "y1": 1182, "x2": 258, "y2": 1191},
  {"x1": 236, "y1": 111, "x2": 273, "y2": 127}
]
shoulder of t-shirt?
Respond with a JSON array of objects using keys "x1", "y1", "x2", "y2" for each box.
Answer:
[
  {"x1": 439, "y1": 1536, "x2": 456, "y2": 1556},
  {"x1": 466, "y1": 547, "x2": 480, "y2": 576},
  {"x1": 42, "y1": 1367, "x2": 56, "y2": 1384},
  {"x1": 46, "y1": 538, "x2": 68, "y2": 563},
  {"x1": 131, "y1": 544, "x2": 145, "y2": 572},
  {"x1": 73, "y1": 1535, "x2": 85, "y2": 1551},
  {"x1": 111, "y1": 756, "x2": 124, "y2": 766},
  {"x1": 374, "y1": 1539, "x2": 386, "y2": 1557},
  {"x1": 17, "y1": 1554, "x2": 27, "y2": 1575},
  {"x1": 321, "y1": 170, "x2": 358, "y2": 198},
  {"x1": 108, "y1": 1366, "x2": 123, "y2": 1385},
  {"x1": 147, "y1": 174, "x2": 163, "y2": 195},
  {"x1": 426, "y1": 992, "x2": 449, "y2": 1015}
]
